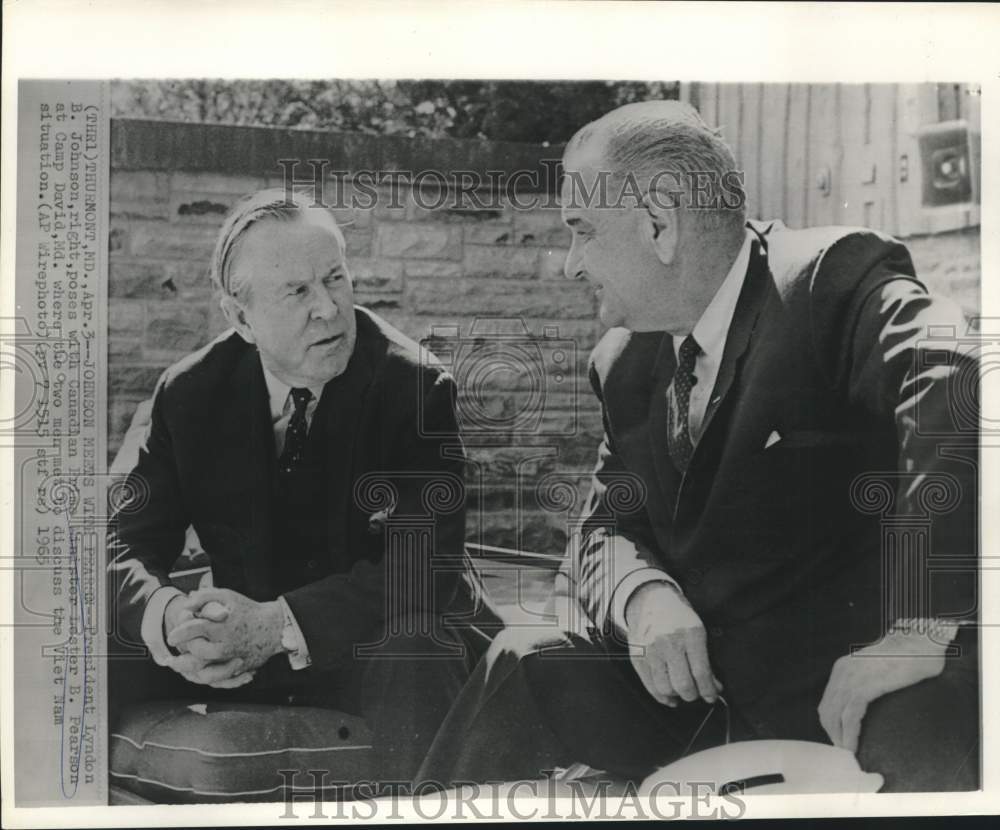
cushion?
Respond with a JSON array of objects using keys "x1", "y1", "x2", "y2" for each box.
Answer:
[{"x1": 111, "y1": 700, "x2": 378, "y2": 803}]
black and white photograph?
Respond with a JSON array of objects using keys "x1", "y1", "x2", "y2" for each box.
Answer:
[{"x1": 3, "y1": 2, "x2": 998, "y2": 825}]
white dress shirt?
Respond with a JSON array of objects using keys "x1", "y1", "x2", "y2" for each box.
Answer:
[
  {"x1": 609, "y1": 229, "x2": 755, "y2": 631},
  {"x1": 262, "y1": 368, "x2": 324, "y2": 458},
  {"x1": 141, "y1": 363, "x2": 325, "y2": 671},
  {"x1": 673, "y1": 228, "x2": 754, "y2": 443}
]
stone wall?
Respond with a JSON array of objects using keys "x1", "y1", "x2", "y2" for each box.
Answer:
[
  {"x1": 107, "y1": 119, "x2": 981, "y2": 555},
  {"x1": 108, "y1": 119, "x2": 603, "y2": 554}
]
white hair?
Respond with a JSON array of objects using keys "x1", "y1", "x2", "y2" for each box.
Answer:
[{"x1": 211, "y1": 187, "x2": 347, "y2": 303}]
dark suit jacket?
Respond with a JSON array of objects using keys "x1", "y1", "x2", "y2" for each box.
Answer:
[
  {"x1": 108, "y1": 306, "x2": 492, "y2": 685},
  {"x1": 570, "y1": 220, "x2": 978, "y2": 741}
]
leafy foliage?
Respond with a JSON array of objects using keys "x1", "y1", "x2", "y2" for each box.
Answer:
[{"x1": 110, "y1": 79, "x2": 679, "y2": 143}]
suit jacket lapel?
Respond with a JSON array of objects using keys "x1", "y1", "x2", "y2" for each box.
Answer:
[
  {"x1": 647, "y1": 332, "x2": 681, "y2": 515},
  {"x1": 318, "y1": 319, "x2": 378, "y2": 563},
  {"x1": 648, "y1": 233, "x2": 772, "y2": 515},
  {"x1": 225, "y1": 346, "x2": 275, "y2": 598},
  {"x1": 694, "y1": 236, "x2": 770, "y2": 452}
]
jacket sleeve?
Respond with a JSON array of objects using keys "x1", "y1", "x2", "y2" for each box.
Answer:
[
  {"x1": 564, "y1": 358, "x2": 680, "y2": 640},
  {"x1": 106, "y1": 372, "x2": 189, "y2": 649},
  {"x1": 281, "y1": 369, "x2": 467, "y2": 670},
  {"x1": 815, "y1": 237, "x2": 978, "y2": 623}
]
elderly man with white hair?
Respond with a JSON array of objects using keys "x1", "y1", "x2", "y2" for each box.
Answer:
[{"x1": 107, "y1": 189, "x2": 496, "y2": 797}]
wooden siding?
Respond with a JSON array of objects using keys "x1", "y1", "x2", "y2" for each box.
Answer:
[{"x1": 687, "y1": 83, "x2": 981, "y2": 237}]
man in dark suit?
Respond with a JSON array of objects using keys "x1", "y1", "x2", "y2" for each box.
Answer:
[
  {"x1": 419, "y1": 101, "x2": 978, "y2": 791},
  {"x1": 108, "y1": 189, "x2": 494, "y2": 784}
]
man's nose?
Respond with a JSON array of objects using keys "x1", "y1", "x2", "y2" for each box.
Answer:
[
  {"x1": 310, "y1": 287, "x2": 339, "y2": 320},
  {"x1": 564, "y1": 241, "x2": 584, "y2": 281}
]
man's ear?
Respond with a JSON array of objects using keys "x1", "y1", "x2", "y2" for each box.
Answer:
[
  {"x1": 220, "y1": 294, "x2": 256, "y2": 345},
  {"x1": 640, "y1": 192, "x2": 680, "y2": 266}
]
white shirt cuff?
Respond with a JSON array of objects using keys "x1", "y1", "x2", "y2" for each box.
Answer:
[
  {"x1": 141, "y1": 585, "x2": 184, "y2": 666},
  {"x1": 610, "y1": 567, "x2": 682, "y2": 633},
  {"x1": 278, "y1": 595, "x2": 312, "y2": 670}
]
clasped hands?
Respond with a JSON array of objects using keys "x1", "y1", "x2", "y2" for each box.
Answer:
[{"x1": 163, "y1": 588, "x2": 284, "y2": 689}]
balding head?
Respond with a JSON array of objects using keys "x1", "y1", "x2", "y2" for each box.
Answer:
[
  {"x1": 560, "y1": 101, "x2": 750, "y2": 333},
  {"x1": 565, "y1": 100, "x2": 746, "y2": 233}
]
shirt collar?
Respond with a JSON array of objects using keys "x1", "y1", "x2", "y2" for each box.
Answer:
[
  {"x1": 260, "y1": 362, "x2": 325, "y2": 422},
  {"x1": 674, "y1": 228, "x2": 754, "y2": 362}
]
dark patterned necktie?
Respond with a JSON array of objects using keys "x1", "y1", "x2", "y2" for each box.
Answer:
[
  {"x1": 278, "y1": 388, "x2": 313, "y2": 473},
  {"x1": 666, "y1": 335, "x2": 701, "y2": 473}
]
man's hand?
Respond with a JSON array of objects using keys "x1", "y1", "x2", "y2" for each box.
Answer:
[
  {"x1": 163, "y1": 593, "x2": 229, "y2": 651},
  {"x1": 625, "y1": 581, "x2": 723, "y2": 707},
  {"x1": 818, "y1": 620, "x2": 959, "y2": 754},
  {"x1": 162, "y1": 592, "x2": 256, "y2": 687},
  {"x1": 163, "y1": 593, "x2": 194, "y2": 653},
  {"x1": 166, "y1": 587, "x2": 284, "y2": 683}
]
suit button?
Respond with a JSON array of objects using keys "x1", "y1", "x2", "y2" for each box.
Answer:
[
  {"x1": 306, "y1": 559, "x2": 317, "y2": 569},
  {"x1": 686, "y1": 567, "x2": 703, "y2": 585},
  {"x1": 710, "y1": 626, "x2": 724, "y2": 638},
  {"x1": 286, "y1": 694, "x2": 296, "y2": 705}
]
